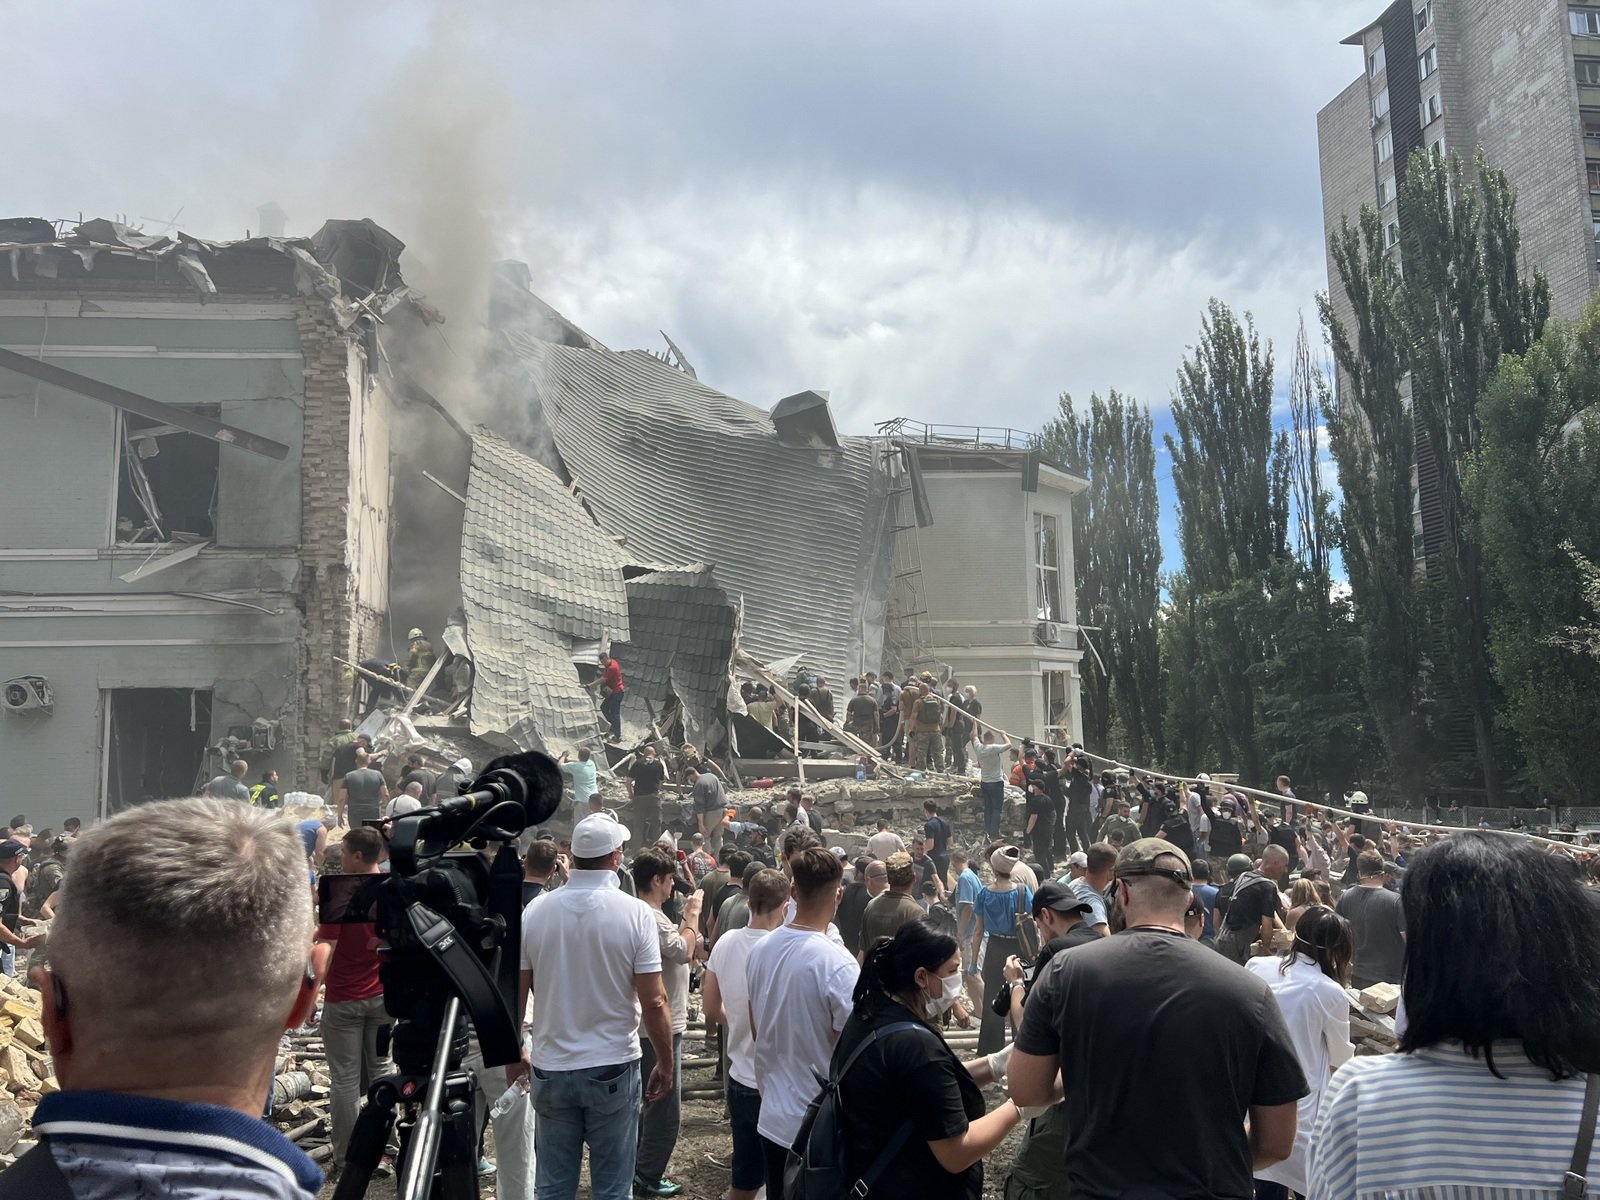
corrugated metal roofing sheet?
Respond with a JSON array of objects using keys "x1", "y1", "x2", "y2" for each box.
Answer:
[
  {"x1": 500, "y1": 330, "x2": 895, "y2": 684},
  {"x1": 459, "y1": 429, "x2": 625, "y2": 750},
  {"x1": 616, "y1": 564, "x2": 737, "y2": 738}
]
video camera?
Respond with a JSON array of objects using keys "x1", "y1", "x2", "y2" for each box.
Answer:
[{"x1": 333, "y1": 751, "x2": 562, "y2": 1200}]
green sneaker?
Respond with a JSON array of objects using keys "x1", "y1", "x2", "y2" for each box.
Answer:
[{"x1": 634, "y1": 1176, "x2": 685, "y2": 1198}]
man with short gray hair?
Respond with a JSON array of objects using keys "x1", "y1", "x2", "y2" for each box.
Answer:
[{"x1": 4, "y1": 797, "x2": 322, "y2": 1199}]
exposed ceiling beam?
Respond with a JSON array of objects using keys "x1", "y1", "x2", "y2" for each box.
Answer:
[{"x1": 0, "y1": 346, "x2": 290, "y2": 460}]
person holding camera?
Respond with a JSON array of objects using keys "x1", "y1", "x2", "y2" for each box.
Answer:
[{"x1": 0, "y1": 798, "x2": 323, "y2": 1200}]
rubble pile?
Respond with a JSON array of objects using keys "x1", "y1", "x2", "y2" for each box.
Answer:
[
  {"x1": 0, "y1": 975, "x2": 57, "y2": 1164},
  {"x1": 268, "y1": 1028, "x2": 336, "y2": 1164},
  {"x1": 1346, "y1": 982, "x2": 1401, "y2": 1054}
]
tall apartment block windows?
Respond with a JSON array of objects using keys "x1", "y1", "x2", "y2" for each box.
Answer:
[
  {"x1": 1415, "y1": 1, "x2": 1432, "y2": 32},
  {"x1": 1378, "y1": 131, "x2": 1395, "y2": 161},
  {"x1": 1421, "y1": 92, "x2": 1443, "y2": 125},
  {"x1": 1380, "y1": 176, "x2": 1397, "y2": 205},
  {"x1": 1418, "y1": 46, "x2": 1437, "y2": 81},
  {"x1": 1587, "y1": 162, "x2": 1600, "y2": 193},
  {"x1": 1586, "y1": 119, "x2": 1600, "y2": 142},
  {"x1": 1385, "y1": 220, "x2": 1401, "y2": 249},
  {"x1": 1573, "y1": 9, "x2": 1600, "y2": 35},
  {"x1": 1369, "y1": 45, "x2": 1386, "y2": 77},
  {"x1": 1373, "y1": 86, "x2": 1391, "y2": 120},
  {"x1": 1034, "y1": 512, "x2": 1062, "y2": 623},
  {"x1": 1592, "y1": 217, "x2": 1600, "y2": 264},
  {"x1": 1578, "y1": 58, "x2": 1600, "y2": 86},
  {"x1": 1429, "y1": 134, "x2": 1447, "y2": 160}
]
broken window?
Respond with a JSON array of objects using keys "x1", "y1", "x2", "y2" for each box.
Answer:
[
  {"x1": 1034, "y1": 512, "x2": 1062, "y2": 622},
  {"x1": 104, "y1": 688, "x2": 212, "y2": 814},
  {"x1": 115, "y1": 409, "x2": 220, "y2": 543},
  {"x1": 1042, "y1": 670, "x2": 1072, "y2": 745}
]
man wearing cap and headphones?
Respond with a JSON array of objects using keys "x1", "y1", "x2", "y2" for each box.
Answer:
[{"x1": 1009, "y1": 838, "x2": 1306, "y2": 1198}]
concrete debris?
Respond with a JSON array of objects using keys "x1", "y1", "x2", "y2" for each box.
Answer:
[
  {"x1": 1357, "y1": 982, "x2": 1401, "y2": 1015},
  {"x1": 1345, "y1": 985, "x2": 1401, "y2": 1054}
]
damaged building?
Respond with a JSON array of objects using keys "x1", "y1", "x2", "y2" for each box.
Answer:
[
  {"x1": 0, "y1": 218, "x2": 410, "y2": 822},
  {"x1": 0, "y1": 215, "x2": 1085, "y2": 825}
]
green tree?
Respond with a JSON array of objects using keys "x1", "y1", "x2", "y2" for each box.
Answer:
[
  {"x1": 1164, "y1": 299, "x2": 1285, "y2": 780},
  {"x1": 1466, "y1": 299, "x2": 1600, "y2": 803},
  {"x1": 1040, "y1": 391, "x2": 1164, "y2": 762},
  {"x1": 1399, "y1": 152, "x2": 1549, "y2": 802}
]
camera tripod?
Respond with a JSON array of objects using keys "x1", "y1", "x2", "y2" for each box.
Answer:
[{"x1": 334, "y1": 997, "x2": 484, "y2": 1200}]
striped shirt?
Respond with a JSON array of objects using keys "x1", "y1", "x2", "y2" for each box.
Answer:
[{"x1": 1308, "y1": 1043, "x2": 1597, "y2": 1200}]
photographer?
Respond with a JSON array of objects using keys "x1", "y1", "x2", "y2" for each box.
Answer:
[
  {"x1": 997, "y1": 883, "x2": 1097, "y2": 1200},
  {"x1": 1, "y1": 798, "x2": 322, "y2": 1199}
]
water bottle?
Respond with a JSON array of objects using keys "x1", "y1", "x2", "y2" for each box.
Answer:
[
  {"x1": 855, "y1": 758, "x2": 867, "y2": 783},
  {"x1": 490, "y1": 1077, "x2": 529, "y2": 1118}
]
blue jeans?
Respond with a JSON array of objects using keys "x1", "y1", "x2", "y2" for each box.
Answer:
[
  {"x1": 981, "y1": 780, "x2": 1004, "y2": 840},
  {"x1": 531, "y1": 1060, "x2": 641, "y2": 1200},
  {"x1": 600, "y1": 690, "x2": 624, "y2": 739}
]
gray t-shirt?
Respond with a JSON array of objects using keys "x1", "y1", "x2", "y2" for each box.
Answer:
[
  {"x1": 1335, "y1": 884, "x2": 1407, "y2": 988},
  {"x1": 974, "y1": 741, "x2": 1011, "y2": 783},
  {"x1": 203, "y1": 775, "x2": 249, "y2": 802},
  {"x1": 342, "y1": 768, "x2": 386, "y2": 822},
  {"x1": 692, "y1": 772, "x2": 725, "y2": 814}
]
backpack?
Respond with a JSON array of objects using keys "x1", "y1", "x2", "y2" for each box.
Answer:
[
  {"x1": 915, "y1": 693, "x2": 945, "y2": 730},
  {"x1": 924, "y1": 901, "x2": 958, "y2": 939},
  {"x1": 785, "y1": 1021, "x2": 929, "y2": 1200}
]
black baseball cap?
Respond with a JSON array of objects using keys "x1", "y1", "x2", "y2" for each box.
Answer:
[{"x1": 1032, "y1": 881, "x2": 1094, "y2": 919}]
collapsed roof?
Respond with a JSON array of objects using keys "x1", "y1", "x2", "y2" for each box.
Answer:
[{"x1": 497, "y1": 319, "x2": 895, "y2": 686}]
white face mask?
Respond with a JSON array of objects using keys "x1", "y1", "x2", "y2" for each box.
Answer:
[{"x1": 925, "y1": 970, "x2": 963, "y2": 1017}]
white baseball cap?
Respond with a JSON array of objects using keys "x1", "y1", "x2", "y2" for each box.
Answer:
[
  {"x1": 1067, "y1": 851, "x2": 1089, "y2": 869},
  {"x1": 572, "y1": 813, "x2": 631, "y2": 858}
]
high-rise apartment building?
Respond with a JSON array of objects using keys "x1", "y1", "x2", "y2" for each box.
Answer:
[{"x1": 1319, "y1": 1, "x2": 1599, "y2": 331}]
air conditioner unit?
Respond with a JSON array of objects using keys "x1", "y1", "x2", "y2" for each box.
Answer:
[
  {"x1": 2, "y1": 677, "x2": 53, "y2": 715},
  {"x1": 1034, "y1": 621, "x2": 1063, "y2": 646}
]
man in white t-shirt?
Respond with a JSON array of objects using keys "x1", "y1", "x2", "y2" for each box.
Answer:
[
  {"x1": 702, "y1": 869, "x2": 790, "y2": 1200},
  {"x1": 865, "y1": 819, "x2": 905, "y2": 861},
  {"x1": 513, "y1": 814, "x2": 674, "y2": 1200},
  {"x1": 744, "y1": 847, "x2": 858, "y2": 1200}
]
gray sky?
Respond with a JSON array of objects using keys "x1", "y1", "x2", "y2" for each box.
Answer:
[{"x1": 7, "y1": 0, "x2": 1375, "y2": 564}]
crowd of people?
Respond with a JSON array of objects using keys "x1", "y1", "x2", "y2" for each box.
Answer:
[{"x1": 7, "y1": 716, "x2": 1600, "y2": 1200}]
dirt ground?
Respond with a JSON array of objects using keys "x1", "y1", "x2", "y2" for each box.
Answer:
[{"x1": 315, "y1": 1085, "x2": 1024, "y2": 1200}]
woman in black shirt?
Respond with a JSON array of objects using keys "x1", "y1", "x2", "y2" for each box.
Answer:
[{"x1": 836, "y1": 921, "x2": 1030, "y2": 1199}]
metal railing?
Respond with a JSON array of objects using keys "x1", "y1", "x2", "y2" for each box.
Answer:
[{"x1": 875, "y1": 417, "x2": 1040, "y2": 452}]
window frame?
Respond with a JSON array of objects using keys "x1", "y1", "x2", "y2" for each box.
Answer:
[
  {"x1": 1373, "y1": 86, "x2": 1391, "y2": 121},
  {"x1": 1587, "y1": 162, "x2": 1600, "y2": 193},
  {"x1": 1033, "y1": 512, "x2": 1062, "y2": 624},
  {"x1": 1041, "y1": 669, "x2": 1072, "y2": 746},
  {"x1": 1415, "y1": 1, "x2": 1432, "y2": 33},
  {"x1": 1421, "y1": 92, "x2": 1443, "y2": 125},
  {"x1": 1385, "y1": 220, "x2": 1401, "y2": 249},
  {"x1": 1578, "y1": 58, "x2": 1600, "y2": 86},
  {"x1": 1380, "y1": 176, "x2": 1397, "y2": 206},
  {"x1": 1418, "y1": 46, "x2": 1437, "y2": 81},
  {"x1": 1574, "y1": 9, "x2": 1600, "y2": 36},
  {"x1": 1378, "y1": 131, "x2": 1395, "y2": 162},
  {"x1": 1592, "y1": 216, "x2": 1600, "y2": 264},
  {"x1": 1369, "y1": 45, "x2": 1386, "y2": 78}
]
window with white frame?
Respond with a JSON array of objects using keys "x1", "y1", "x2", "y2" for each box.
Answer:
[
  {"x1": 1380, "y1": 176, "x2": 1397, "y2": 206},
  {"x1": 1385, "y1": 220, "x2": 1401, "y2": 249},
  {"x1": 1378, "y1": 130, "x2": 1394, "y2": 162},
  {"x1": 1373, "y1": 87, "x2": 1391, "y2": 120},
  {"x1": 1429, "y1": 135, "x2": 1447, "y2": 160},
  {"x1": 1579, "y1": 58, "x2": 1600, "y2": 86},
  {"x1": 1574, "y1": 9, "x2": 1600, "y2": 35},
  {"x1": 1588, "y1": 162, "x2": 1600, "y2": 192},
  {"x1": 1416, "y1": 1, "x2": 1432, "y2": 32},
  {"x1": 1421, "y1": 92, "x2": 1443, "y2": 125},
  {"x1": 1369, "y1": 45, "x2": 1386, "y2": 77},
  {"x1": 1592, "y1": 217, "x2": 1600, "y2": 263},
  {"x1": 1418, "y1": 46, "x2": 1437, "y2": 81},
  {"x1": 1034, "y1": 512, "x2": 1062, "y2": 622},
  {"x1": 1042, "y1": 670, "x2": 1072, "y2": 745}
]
